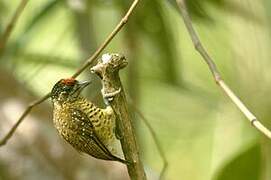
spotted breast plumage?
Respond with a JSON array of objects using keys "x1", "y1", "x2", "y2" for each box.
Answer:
[{"x1": 50, "y1": 78, "x2": 126, "y2": 163}]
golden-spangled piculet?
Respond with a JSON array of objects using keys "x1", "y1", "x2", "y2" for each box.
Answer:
[{"x1": 50, "y1": 78, "x2": 126, "y2": 163}]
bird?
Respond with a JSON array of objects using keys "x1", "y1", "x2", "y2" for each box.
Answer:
[{"x1": 50, "y1": 77, "x2": 127, "y2": 164}]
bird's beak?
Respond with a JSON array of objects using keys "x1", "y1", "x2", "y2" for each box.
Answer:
[{"x1": 76, "y1": 80, "x2": 91, "y2": 93}]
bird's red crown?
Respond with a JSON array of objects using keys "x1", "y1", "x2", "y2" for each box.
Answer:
[{"x1": 60, "y1": 78, "x2": 76, "y2": 85}]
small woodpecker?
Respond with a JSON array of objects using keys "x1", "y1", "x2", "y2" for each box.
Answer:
[{"x1": 50, "y1": 78, "x2": 126, "y2": 163}]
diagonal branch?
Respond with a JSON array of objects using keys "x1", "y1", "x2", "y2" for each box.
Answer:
[
  {"x1": 0, "y1": 93, "x2": 50, "y2": 146},
  {"x1": 176, "y1": 0, "x2": 271, "y2": 139},
  {"x1": 0, "y1": 0, "x2": 29, "y2": 56},
  {"x1": 0, "y1": 0, "x2": 140, "y2": 147},
  {"x1": 72, "y1": 0, "x2": 139, "y2": 78}
]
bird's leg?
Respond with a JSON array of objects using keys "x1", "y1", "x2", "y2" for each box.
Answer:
[{"x1": 102, "y1": 87, "x2": 123, "y2": 140}]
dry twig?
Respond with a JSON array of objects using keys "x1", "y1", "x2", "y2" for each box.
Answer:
[
  {"x1": 0, "y1": 0, "x2": 140, "y2": 146},
  {"x1": 176, "y1": 0, "x2": 271, "y2": 138},
  {"x1": 0, "y1": 0, "x2": 29, "y2": 56},
  {"x1": 0, "y1": 93, "x2": 50, "y2": 146},
  {"x1": 72, "y1": 0, "x2": 139, "y2": 78}
]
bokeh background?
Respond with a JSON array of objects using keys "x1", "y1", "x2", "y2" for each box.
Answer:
[{"x1": 0, "y1": 0, "x2": 271, "y2": 179}]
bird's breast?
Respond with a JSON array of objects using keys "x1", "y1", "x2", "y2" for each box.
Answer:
[{"x1": 52, "y1": 103, "x2": 74, "y2": 137}]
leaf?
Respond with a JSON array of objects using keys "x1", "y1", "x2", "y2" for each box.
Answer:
[{"x1": 214, "y1": 143, "x2": 261, "y2": 180}]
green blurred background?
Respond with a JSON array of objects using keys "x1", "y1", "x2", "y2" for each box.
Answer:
[{"x1": 0, "y1": 0, "x2": 271, "y2": 179}]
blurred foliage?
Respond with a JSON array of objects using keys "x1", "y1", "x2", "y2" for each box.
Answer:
[
  {"x1": 214, "y1": 143, "x2": 261, "y2": 180},
  {"x1": 0, "y1": 0, "x2": 271, "y2": 180},
  {"x1": 168, "y1": 0, "x2": 261, "y2": 22}
]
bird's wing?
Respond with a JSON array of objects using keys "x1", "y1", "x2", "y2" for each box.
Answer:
[{"x1": 70, "y1": 108, "x2": 127, "y2": 163}]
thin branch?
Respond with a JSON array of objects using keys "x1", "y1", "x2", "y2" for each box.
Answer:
[
  {"x1": 131, "y1": 104, "x2": 168, "y2": 180},
  {"x1": 0, "y1": 93, "x2": 50, "y2": 146},
  {"x1": 0, "y1": 0, "x2": 29, "y2": 56},
  {"x1": 176, "y1": 0, "x2": 271, "y2": 139},
  {"x1": 72, "y1": 0, "x2": 139, "y2": 78},
  {"x1": 0, "y1": 0, "x2": 140, "y2": 146}
]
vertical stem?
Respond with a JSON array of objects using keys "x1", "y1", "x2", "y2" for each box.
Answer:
[
  {"x1": 112, "y1": 84, "x2": 146, "y2": 180},
  {"x1": 91, "y1": 54, "x2": 146, "y2": 180}
]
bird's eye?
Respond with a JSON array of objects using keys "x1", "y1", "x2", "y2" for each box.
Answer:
[{"x1": 63, "y1": 85, "x2": 72, "y2": 91}]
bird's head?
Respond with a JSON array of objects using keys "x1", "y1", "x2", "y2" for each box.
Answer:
[{"x1": 51, "y1": 78, "x2": 90, "y2": 103}]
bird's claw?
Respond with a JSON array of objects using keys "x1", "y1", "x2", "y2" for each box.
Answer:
[{"x1": 102, "y1": 88, "x2": 121, "y2": 103}]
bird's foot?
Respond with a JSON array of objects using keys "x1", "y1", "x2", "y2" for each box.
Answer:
[{"x1": 102, "y1": 88, "x2": 121, "y2": 104}]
